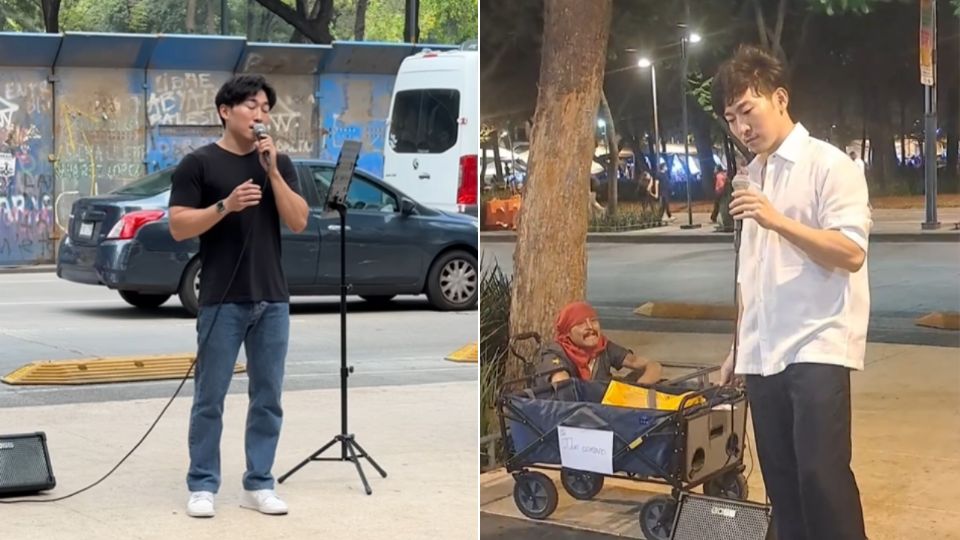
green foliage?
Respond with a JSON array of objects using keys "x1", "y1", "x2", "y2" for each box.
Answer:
[
  {"x1": 479, "y1": 258, "x2": 511, "y2": 444},
  {"x1": 589, "y1": 206, "x2": 663, "y2": 232},
  {"x1": 0, "y1": 0, "x2": 43, "y2": 31},
  {"x1": 337, "y1": 0, "x2": 476, "y2": 43},
  {"x1": 7, "y1": 0, "x2": 474, "y2": 43}
]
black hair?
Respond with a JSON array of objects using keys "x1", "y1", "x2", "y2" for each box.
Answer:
[
  {"x1": 214, "y1": 75, "x2": 278, "y2": 127},
  {"x1": 712, "y1": 45, "x2": 790, "y2": 117}
]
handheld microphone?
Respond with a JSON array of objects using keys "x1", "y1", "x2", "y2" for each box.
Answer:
[
  {"x1": 253, "y1": 123, "x2": 270, "y2": 168},
  {"x1": 731, "y1": 175, "x2": 751, "y2": 251}
]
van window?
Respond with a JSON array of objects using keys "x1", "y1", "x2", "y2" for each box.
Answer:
[{"x1": 389, "y1": 89, "x2": 460, "y2": 154}]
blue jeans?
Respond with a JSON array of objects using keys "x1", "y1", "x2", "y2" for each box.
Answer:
[{"x1": 187, "y1": 301, "x2": 289, "y2": 493}]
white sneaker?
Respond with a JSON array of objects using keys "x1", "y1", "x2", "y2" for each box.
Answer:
[
  {"x1": 241, "y1": 489, "x2": 288, "y2": 515},
  {"x1": 186, "y1": 491, "x2": 215, "y2": 518}
]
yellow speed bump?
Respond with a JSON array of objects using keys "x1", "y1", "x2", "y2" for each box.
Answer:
[
  {"x1": 915, "y1": 312, "x2": 960, "y2": 331},
  {"x1": 445, "y1": 342, "x2": 478, "y2": 363},
  {"x1": 634, "y1": 302, "x2": 736, "y2": 321},
  {"x1": 2, "y1": 354, "x2": 246, "y2": 386}
]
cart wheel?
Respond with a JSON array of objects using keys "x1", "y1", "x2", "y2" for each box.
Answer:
[
  {"x1": 560, "y1": 468, "x2": 605, "y2": 500},
  {"x1": 704, "y1": 472, "x2": 749, "y2": 500},
  {"x1": 512, "y1": 471, "x2": 559, "y2": 520},
  {"x1": 639, "y1": 495, "x2": 676, "y2": 540}
]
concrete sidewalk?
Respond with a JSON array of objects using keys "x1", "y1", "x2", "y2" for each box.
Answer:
[
  {"x1": 480, "y1": 331, "x2": 960, "y2": 540},
  {"x1": 481, "y1": 208, "x2": 960, "y2": 243},
  {"x1": 1, "y1": 381, "x2": 478, "y2": 540}
]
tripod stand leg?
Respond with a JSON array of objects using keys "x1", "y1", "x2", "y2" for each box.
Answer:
[
  {"x1": 278, "y1": 437, "x2": 339, "y2": 484},
  {"x1": 345, "y1": 439, "x2": 373, "y2": 495},
  {"x1": 350, "y1": 438, "x2": 387, "y2": 478}
]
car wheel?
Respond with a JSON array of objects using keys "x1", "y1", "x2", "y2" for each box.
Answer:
[
  {"x1": 178, "y1": 257, "x2": 201, "y2": 317},
  {"x1": 426, "y1": 250, "x2": 477, "y2": 311},
  {"x1": 118, "y1": 290, "x2": 170, "y2": 309}
]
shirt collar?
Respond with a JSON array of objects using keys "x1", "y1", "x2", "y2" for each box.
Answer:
[{"x1": 747, "y1": 122, "x2": 808, "y2": 173}]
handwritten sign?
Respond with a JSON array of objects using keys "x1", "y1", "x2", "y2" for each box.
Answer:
[{"x1": 558, "y1": 426, "x2": 613, "y2": 475}]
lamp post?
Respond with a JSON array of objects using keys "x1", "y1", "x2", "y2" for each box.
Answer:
[
  {"x1": 638, "y1": 57, "x2": 662, "y2": 178},
  {"x1": 679, "y1": 29, "x2": 701, "y2": 229}
]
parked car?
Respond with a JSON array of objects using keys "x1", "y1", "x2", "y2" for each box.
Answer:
[{"x1": 57, "y1": 160, "x2": 479, "y2": 315}]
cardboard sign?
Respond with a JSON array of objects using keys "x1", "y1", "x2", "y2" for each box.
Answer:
[{"x1": 558, "y1": 426, "x2": 613, "y2": 475}]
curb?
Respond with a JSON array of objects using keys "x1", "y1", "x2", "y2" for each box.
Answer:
[
  {"x1": 634, "y1": 302, "x2": 736, "y2": 321},
  {"x1": 0, "y1": 264, "x2": 57, "y2": 274}
]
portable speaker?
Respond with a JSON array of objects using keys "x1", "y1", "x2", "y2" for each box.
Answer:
[
  {"x1": 0, "y1": 432, "x2": 56, "y2": 496},
  {"x1": 670, "y1": 492, "x2": 772, "y2": 540}
]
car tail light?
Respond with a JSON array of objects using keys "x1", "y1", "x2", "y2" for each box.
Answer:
[
  {"x1": 107, "y1": 210, "x2": 165, "y2": 240},
  {"x1": 457, "y1": 154, "x2": 478, "y2": 209}
]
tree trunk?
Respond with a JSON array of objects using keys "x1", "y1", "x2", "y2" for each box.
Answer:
[
  {"x1": 946, "y1": 85, "x2": 959, "y2": 184},
  {"x1": 255, "y1": 0, "x2": 335, "y2": 44},
  {"x1": 691, "y1": 104, "x2": 715, "y2": 199},
  {"x1": 187, "y1": 0, "x2": 197, "y2": 32},
  {"x1": 599, "y1": 90, "x2": 618, "y2": 215},
  {"x1": 899, "y1": 94, "x2": 906, "y2": 170},
  {"x1": 41, "y1": 0, "x2": 60, "y2": 32},
  {"x1": 508, "y1": 0, "x2": 611, "y2": 381},
  {"x1": 492, "y1": 139, "x2": 504, "y2": 185},
  {"x1": 206, "y1": 0, "x2": 218, "y2": 34},
  {"x1": 354, "y1": 0, "x2": 369, "y2": 40}
]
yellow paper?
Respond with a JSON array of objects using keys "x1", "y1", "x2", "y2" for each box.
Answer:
[{"x1": 601, "y1": 380, "x2": 705, "y2": 411}]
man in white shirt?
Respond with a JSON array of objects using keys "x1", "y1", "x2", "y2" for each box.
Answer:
[{"x1": 713, "y1": 46, "x2": 871, "y2": 540}]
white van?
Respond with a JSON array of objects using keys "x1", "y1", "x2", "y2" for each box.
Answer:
[{"x1": 383, "y1": 42, "x2": 478, "y2": 216}]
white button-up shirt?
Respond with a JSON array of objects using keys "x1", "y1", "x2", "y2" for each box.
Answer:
[{"x1": 735, "y1": 123, "x2": 872, "y2": 376}]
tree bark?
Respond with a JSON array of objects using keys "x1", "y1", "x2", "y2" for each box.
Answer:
[
  {"x1": 41, "y1": 0, "x2": 60, "y2": 32},
  {"x1": 507, "y1": 0, "x2": 612, "y2": 382},
  {"x1": 187, "y1": 0, "x2": 197, "y2": 33},
  {"x1": 354, "y1": 0, "x2": 369, "y2": 40},
  {"x1": 599, "y1": 90, "x2": 618, "y2": 215},
  {"x1": 692, "y1": 104, "x2": 715, "y2": 199},
  {"x1": 946, "y1": 85, "x2": 959, "y2": 183},
  {"x1": 206, "y1": 0, "x2": 218, "y2": 34},
  {"x1": 492, "y1": 139, "x2": 505, "y2": 185}
]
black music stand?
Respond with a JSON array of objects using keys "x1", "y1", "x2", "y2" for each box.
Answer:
[{"x1": 277, "y1": 140, "x2": 387, "y2": 494}]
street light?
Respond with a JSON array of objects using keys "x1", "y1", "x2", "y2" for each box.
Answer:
[
  {"x1": 637, "y1": 57, "x2": 661, "y2": 183},
  {"x1": 679, "y1": 27, "x2": 702, "y2": 229}
]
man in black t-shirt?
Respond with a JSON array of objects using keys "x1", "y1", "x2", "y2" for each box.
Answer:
[{"x1": 168, "y1": 75, "x2": 308, "y2": 519}]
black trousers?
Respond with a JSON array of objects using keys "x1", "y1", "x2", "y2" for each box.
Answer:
[{"x1": 746, "y1": 363, "x2": 866, "y2": 540}]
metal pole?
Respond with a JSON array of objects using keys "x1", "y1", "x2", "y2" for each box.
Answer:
[
  {"x1": 651, "y1": 64, "x2": 661, "y2": 174},
  {"x1": 922, "y1": 0, "x2": 939, "y2": 230},
  {"x1": 680, "y1": 37, "x2": 700, "y2": 229}
]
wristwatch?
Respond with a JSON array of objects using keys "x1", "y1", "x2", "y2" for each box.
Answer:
[{"x1": 216, "y1": 200, "x2": 226, "y2": 214}]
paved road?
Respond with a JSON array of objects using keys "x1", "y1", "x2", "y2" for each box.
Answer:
[
  {"x1": 482, "y1": 243, "x2": 960, "y2": 347},
  {"x1": 0, "y1": 273, "x2": 477, "y2": 407},
  {"x1": 481, "y1": 513, "x2": 624, "y2": 540}
]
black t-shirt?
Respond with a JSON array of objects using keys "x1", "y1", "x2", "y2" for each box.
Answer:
[
  {"x1": 169, "y1": 143, "x2": 301, "y2": 307},
  {"x1": 537, "y1": 341, "x2": 632, "y2": 384}
]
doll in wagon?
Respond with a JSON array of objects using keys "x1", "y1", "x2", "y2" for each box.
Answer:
[{"x1": 537, "y1": 301, "x2": 663, "y2": 387}]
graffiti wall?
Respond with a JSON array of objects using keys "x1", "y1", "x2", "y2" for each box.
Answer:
[
  {"x1": 266, "y1": 75, "x2": 318, "y2": 159},
  {"x1": 55, "y1": 68, "x2": 146, "y2": 214},
  {"x1": 319, "y1": 74, "x2": 394, "y2": 176},
  {"x1": 0, "y1": 35, "x2": 439, "y2": 266},
  {"x1": 145, "y1": 70, "x2": 230, "y2": 172},
  {"x1": 0, "y1": 69, "x2": 55, "y2": 265}
]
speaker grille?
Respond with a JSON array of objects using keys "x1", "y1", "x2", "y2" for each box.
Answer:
[
  {"x1": 672, "y1": 494, "x2": 770, "y2": 540},
  {"x1": 0, "y1": 433, "x2": 55, "y2": 495}
]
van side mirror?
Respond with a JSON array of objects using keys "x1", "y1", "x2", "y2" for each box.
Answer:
[{"x1": 400, "y1": 198, "x2": 416, "y2": 215}]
